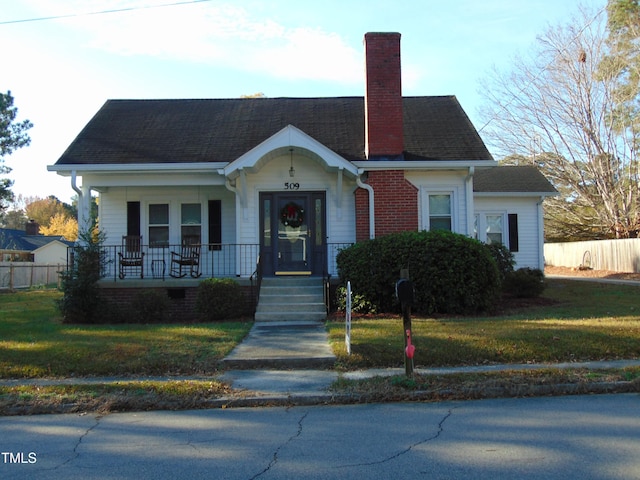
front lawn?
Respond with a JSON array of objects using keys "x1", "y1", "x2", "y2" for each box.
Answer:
[
  {"x1": 2, "y1": 279, "x2": 640, "y2": 415},
  {"x1": 327, "y1": 278, "x2": 640, "y2": 369},
  {"x1": 0, "y1": 290, "x2": 252, "y2": 378}
]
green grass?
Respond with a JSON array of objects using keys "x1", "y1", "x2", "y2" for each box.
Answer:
[
  {"x1": 0, "y1": 290, "x2": 252, "y2": 378},
  {"x1": 329, "y1": 367, "x2": 640, "y2": 400},
  {"x1": 2, "y1": 280, "x2": 640, "y2": 414},
  {"x1": 0, "y1": 380, "x2": 233, "y2": 415},
  {"x1": 328, "y1": 278, "x2": 640, "y2": 369}
]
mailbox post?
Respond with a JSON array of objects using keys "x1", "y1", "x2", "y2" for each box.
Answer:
[{"x1": 396, "y1": 275, "x2": 414, "y2": 377}]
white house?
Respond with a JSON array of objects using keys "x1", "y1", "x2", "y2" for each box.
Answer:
[{"x1": 47, "y1": 33, "x2": 556, "y2": 319}]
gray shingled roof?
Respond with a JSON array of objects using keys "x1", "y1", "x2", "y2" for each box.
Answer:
[
  {"x1": 54, "y1": 96, "x2": 494, "y2": 165},
  {"x1": 473, "y1": 166, "x2": 557, "y2": 194},
  {"x1": 0, "y1": 228, "x2": 73, "y2": 252}
]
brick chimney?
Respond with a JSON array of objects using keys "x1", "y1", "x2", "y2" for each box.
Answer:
[
  {"x1": 25, "y1": 220, "x2": 40, "y2": 235},
  {"x1": 364, "y1": 32, "x2": 403, "y2": 160}
]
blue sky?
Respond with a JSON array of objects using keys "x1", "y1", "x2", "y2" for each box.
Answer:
[{"x1": 1, "y1": 0, "x2": 607, "y2": 204}]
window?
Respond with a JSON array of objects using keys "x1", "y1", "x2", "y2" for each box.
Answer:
[
  {"x1": 181, "y1": 203, "x2": 201, "y2": 243},
  {"x1": 149, "y1": 204, "x2": 169, "y2": 247},
  {"x1": 486, "y1": 215, "x2": 503, "y2": 245},
  {"x1": 475, "y1": 213, "x2": 518, "y2": 251},
  {"x1": 428, "y1": 194, "x2": 452, "y2": 231}
]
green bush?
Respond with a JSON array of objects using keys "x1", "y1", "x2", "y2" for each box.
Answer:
[
  {"x1": 335, "y1": 286, "x2": 378, "y2": 314},
  {"x1": 484, "y1": 243, "x2": 515, "y2": 281},
  {"x1": 131, "y1": 289, "x2": 171, "y2": 323},
  {"x1": 503, "y1": 268, "x2": 546, "y2": 298},
  {"x1": 58, "y1": 229, "x2": 109, "y2": 323},
  {"x1": 337, "y1": 230, "x2": 501, "y2": 315},
  {"x1": 196, "y1": 278, "x2": 244, "y2": 321}
]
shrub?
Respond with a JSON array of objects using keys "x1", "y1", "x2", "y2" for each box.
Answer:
[
  {"x1": 337, "y1": 230, "x2": 501, "y2": 315},
  {"x1": 196, "y1": 278, "x2": 244, "y2": 321},
  {"x1": 58, "y1": 229, "x2": 109, "y2": 323},
  {"x1": 335, "y1": 286, "x2": 378, "y2": 314},
  {"x1": 484, "y1": 243, "x2": 515, "y2": 281},
  {"x1": 503, "y1": 267, "x2": 546, "y2": 298},
  {"x1": 131, "y1": 289, "x2": 171, "y2": 323}
]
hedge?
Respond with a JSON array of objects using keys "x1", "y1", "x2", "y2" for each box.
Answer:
[{"x1": 336, "y1": 230, "x2": 501, "y2": 315}]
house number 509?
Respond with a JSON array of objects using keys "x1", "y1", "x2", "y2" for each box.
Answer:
[{"x1": 284, "y1": 182, "x2": 300, "y2": 190}]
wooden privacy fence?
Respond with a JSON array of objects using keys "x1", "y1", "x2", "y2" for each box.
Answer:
[
  {"x1": 0, "y1": 263, "x2": 64, "y2": 290},
  {"x1": 544, "y1": 239, "x2": 640, "y2": 273}
]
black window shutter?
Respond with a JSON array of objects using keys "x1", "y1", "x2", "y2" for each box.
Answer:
[
  {"x1": 127, "y1": 202, "x2": 141, "y2": 237},
  {"x1": 208, "y1": 200, "x2": 222, "y2": 251},
  {"x1": 508, "y1": 214, "x2": 519, "y2": 252}
]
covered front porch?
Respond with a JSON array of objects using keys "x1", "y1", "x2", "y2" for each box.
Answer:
[{"x1": 78, "y1": 242, "x2": 350, "y2": 282}]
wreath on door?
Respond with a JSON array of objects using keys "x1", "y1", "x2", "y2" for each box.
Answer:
[{"x1": 280, "y1": 202, "x2": 305, "y2": 228}]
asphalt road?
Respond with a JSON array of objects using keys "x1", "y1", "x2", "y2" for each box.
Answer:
[{"x1": 1, "y1": 393, "x2": 639, "y2": 479}]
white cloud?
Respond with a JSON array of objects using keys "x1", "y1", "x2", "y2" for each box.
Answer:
[
  {"x1": 22, "y1": 0, "x2": 363, "y2": 85},
  {"x1": 248, "y1": 27, "x2": 362, "y2": 84}
]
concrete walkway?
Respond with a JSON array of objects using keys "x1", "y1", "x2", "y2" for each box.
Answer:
[
  {"x1": 218, "y1": 359, "x2": 640, "y2": 399},
  {"x1": 3, "y1": 360, "x2": 640, "y2": 401},
  {"x1": 220, "y1": 320, "x2": 336, "y2": 369}
]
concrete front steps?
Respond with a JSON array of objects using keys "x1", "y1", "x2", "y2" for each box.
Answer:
[
  {"x1": 254, "y1": 276, "x2": 327, "y2": 323},
  {"x1": 222, "y1": 276, "x2": 334, "y2": 369}
]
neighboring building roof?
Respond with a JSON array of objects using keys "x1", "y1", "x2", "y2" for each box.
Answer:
[
  {"x1": 473, "y1": 166, "x2": 558, "y2": 195},
  {"x1": 54, "y1": 96, "x2": 494, "y2": 166},
  {"x1": 0, "y1": 228, "x2": 74, "y2": 252}
]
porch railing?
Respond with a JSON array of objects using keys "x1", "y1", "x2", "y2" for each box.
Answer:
[
  {"x1": 67, "y1": 242, "x2": 353, "y2": 282},
  {"x1": 96, "y1": 243, "x2": 259, "y2": 281}
]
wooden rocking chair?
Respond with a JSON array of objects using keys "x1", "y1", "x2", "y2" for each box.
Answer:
[
  {"x1": 170, "y1": 235, "x2": 202, "y2": 278},
  {"x1": 118, "y1": 235, "x2": 144, "y2": 279}
]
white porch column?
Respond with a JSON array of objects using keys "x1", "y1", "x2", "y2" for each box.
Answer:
[
  {"x1": 79, "y1": 184, "x2": 92, "y2": 233},
  {"x1": 465, "y1": 166, "x2": 475, "y2": 237},
  {"x1": 71, "y1": 172, "x2": 92, "y2": 238},
  {"x1": 537, "y1": 197, "x2": 545, "y2": 270}
]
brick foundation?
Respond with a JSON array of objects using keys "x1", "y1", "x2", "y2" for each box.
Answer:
[{"x1": 98, "y1": 281, "x2": 256, "y2": 323}]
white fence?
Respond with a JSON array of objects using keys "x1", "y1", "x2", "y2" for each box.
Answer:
[
  {"x1": 0, "y1": 263, "x2": 64, "y2": 290},
  {"x1": 544, "y1": 239, "x2": 640, "y2": 273}
]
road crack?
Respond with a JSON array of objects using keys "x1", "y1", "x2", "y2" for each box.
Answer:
[
  {"x1": 249, "y1": 411, "x2": 308, "y2": 480},
  {"x1": 51, "y1": 414, "x2": 104, "y2": 471},
  {"x1": 336, "y1": 409, "x2": 453, "y2": 469}
]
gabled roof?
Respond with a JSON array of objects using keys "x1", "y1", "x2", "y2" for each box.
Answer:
[
  {"x1": 473, "y1": 166, "x2": 558, "y2": 195},
  {"x1": 53, "y1": 96, "x2": 493, "y2": 166},
  {"x1": 0, "y1": 228, "x2": 73, "y2": 252}
]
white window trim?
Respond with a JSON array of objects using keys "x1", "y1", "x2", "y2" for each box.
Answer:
[
  {"x1": 142, "y1": 198, "x2": 206, "y2": 246},
  {"x1": 420, "y1": 186, "x2": 459, "y2": 233},
  {"x1": 475, "y1": 211, "x2": 508, "y2": 245}
]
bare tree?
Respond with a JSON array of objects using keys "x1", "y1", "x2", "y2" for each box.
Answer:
[{"x1": 479, "y1": 5, "x2": 639, "y2": 240}]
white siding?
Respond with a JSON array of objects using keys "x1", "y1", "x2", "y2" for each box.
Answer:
[
  {"x1": 474, "y1": 196, "x2": 543, "y2": 269},
  {"x1": 406, "y1": 170, "x2": 469, "y2": 234},
  {"x1": 100, "y1": 186, "x2": 235, "y2": 246},
  {"x1": 33, "y1": 242, "x2": 69, "y2": 264},
  {"x1": 240, "y1": 153, "x2": 357, "y2": 276},
  {"x1": 99, "y1": 186, "x2": 238, "y2": 277}
]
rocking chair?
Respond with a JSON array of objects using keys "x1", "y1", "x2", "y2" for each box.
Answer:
[
  {"x1": 118, "y1": 235, "x2": 144, "y2": 279},
  {"x1": 170, "y1": 235, "x2": 202, "y2": 278}
]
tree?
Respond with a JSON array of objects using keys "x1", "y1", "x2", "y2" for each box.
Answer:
[
  {"x1": 0, "y1": 209, "x2": 27, "y2": 229},
  {"x1": 479, "y1": 4, "x2": 640, "y2": 240},
  {"x1": 0, "y1": 91, "x2": 33, "y2": 211},
  {"x1": 603, "y1": 0, "x2": 639, "y2": 120},
  {"x1": 25, "y1": 196, "x2": 73, "y2": 228},
  {"x1": 40, "y1": 212, "x2": 78, "y2": 240}
]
